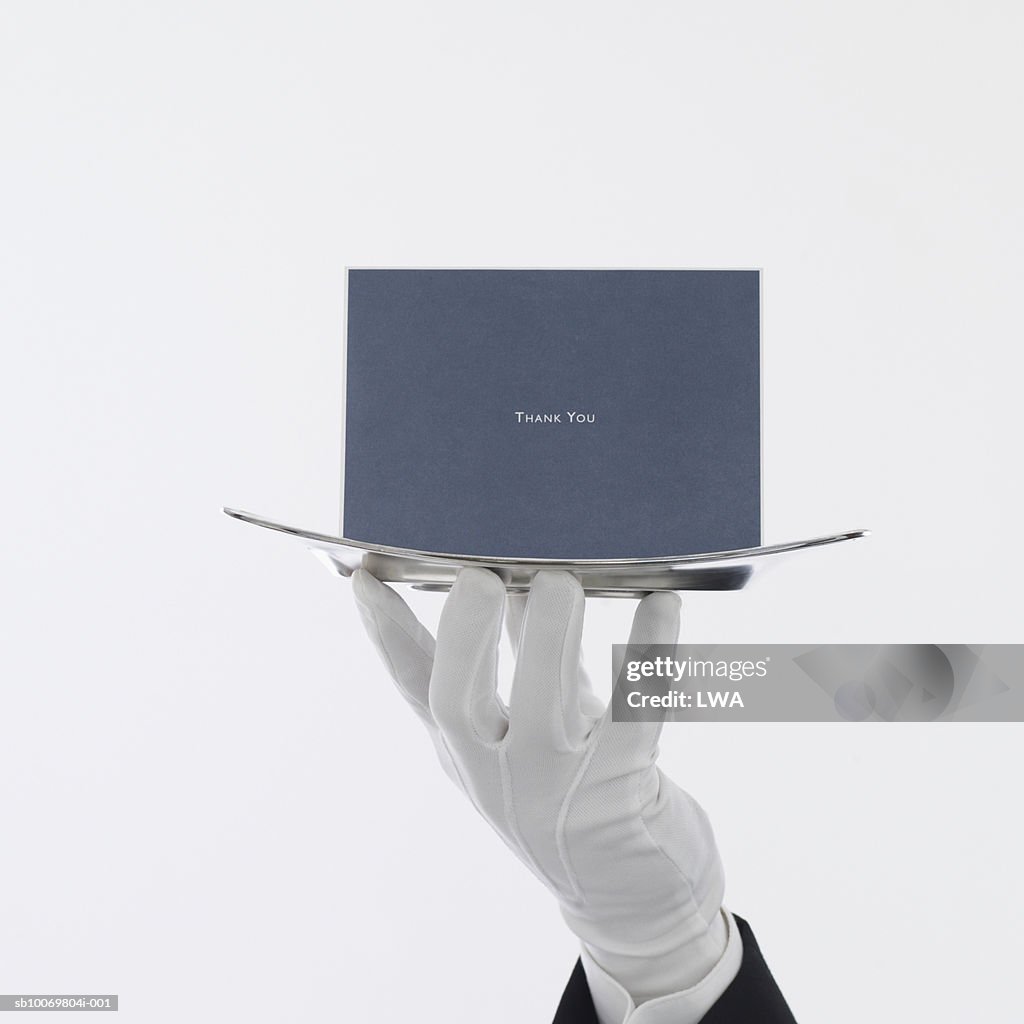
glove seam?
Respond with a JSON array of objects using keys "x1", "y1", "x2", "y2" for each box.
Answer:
[
  {"x1": 432, "y1": 600, "x2": 507, "y2": 747},
  {"x1": 555, "y1": 584, "x2": 585, "y2": 750},
  {"x1": 551, "y1": 583, "x2": 591, "y2": 901},
  {"x1": 365, "y1": 597, "x2": 435, "y2": 661},
  {"x1": 468, "y1": 608, "x2": 508, "y2": 746},
  {"x1": 498, "y1": 742, "x2": 558, "y2": 892},
  {"x1": 362, "y1": 602, "x2": 433, "y2": 719},
  {"x1": 636, "y1": 767, "x2": 705, "y2": 929},
  {"x1": 554, "y1": 719, "x2": 604, "y2": 903}
]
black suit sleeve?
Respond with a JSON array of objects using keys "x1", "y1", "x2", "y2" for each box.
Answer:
[{"x1": 552, "y1": 916, "x2": 797, "y2": 1024}]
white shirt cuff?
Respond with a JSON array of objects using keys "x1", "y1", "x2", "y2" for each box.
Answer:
[{"x1": 579, "y1": 910, "x2": 743, "y2": 1024}]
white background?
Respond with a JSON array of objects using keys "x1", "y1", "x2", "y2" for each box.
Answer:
[{"x1": 2, "y1": 3, "x2": 1022, "y2": 1022}]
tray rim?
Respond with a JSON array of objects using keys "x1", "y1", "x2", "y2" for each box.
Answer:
[{"x1": 222, "y1": 507, "x2": 868, "y2": 568}]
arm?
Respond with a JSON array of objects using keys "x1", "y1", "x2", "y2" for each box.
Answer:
[{"x1": 353, "y1": 567, "x2": 795, "y2": 1023}]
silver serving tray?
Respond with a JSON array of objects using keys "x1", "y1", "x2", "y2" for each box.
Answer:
[{"x1": 223, "y1": 508, "x2": 868, "y2": 596}]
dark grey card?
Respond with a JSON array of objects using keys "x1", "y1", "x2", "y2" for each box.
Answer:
[{"x1": 343, "y1": 269, "x2": 760, "y2": 559}]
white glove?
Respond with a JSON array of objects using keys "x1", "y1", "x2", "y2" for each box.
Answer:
[{"x1": 352, "y1": 566, "x2": 728, "y2": 1004}]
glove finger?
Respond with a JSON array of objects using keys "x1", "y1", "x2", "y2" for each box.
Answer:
[
  {"x1": 509, "y1": 570, "x2": 588, "y2": 750},
  {"x1": 509, "y1": 585, "x2": 601, "y2": 721},
  {"x1": 599, "y1": 589, "x2": 681, "y2": 764},
  {"x1": 352, "y1": 568, "x2": 436, "y2": 726},
  {"x1": 429, "y1": 567, "x2": 509, "y2": 748}
]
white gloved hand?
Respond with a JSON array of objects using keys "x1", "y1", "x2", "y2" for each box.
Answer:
[{"x1": 352, "y1": 566, "x2": 728, "y2": 1004}]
